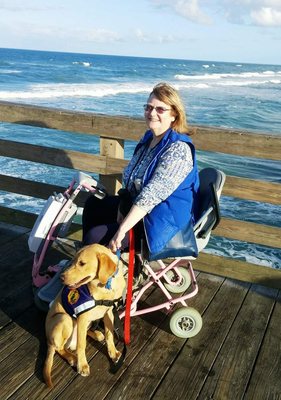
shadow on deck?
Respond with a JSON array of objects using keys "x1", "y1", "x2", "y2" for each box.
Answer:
[{"x1": 0, "y1": 221, "x2": 280, "y2": 400}]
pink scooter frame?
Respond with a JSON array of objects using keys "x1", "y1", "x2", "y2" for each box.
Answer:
[
  {"x1": 31, "y1": 172, "x2": 106, "y2": 288},
  {"x1": 119, "y1": 258, "x2": 198, "y2": 319}
]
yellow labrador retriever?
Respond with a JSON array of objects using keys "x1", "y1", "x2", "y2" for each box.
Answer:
[{"x1": 43, "y1": 243, "x2": 126, "y2": 388}]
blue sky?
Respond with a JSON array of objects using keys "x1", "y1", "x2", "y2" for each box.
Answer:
[{"x1": 1, "y1": 0, "x2": 281, "y2": 65}]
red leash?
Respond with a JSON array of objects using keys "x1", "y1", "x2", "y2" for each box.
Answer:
[{"x1": 124, "y1": 229, "x2": 135, "y2": 344}]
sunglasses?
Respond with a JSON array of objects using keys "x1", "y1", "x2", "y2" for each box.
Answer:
[{"x1": 143, "y1": 104, "x2": 171, "y2": 114}]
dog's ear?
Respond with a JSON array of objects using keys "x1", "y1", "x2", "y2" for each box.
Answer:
[{"x1": 97, "y1": 253, "x2": 117, "y2": 285}]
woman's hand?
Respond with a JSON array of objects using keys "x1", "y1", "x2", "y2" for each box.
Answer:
[
  {"x1": 109, "y1": 229, "x2": 126, "y2": 253},
  {"x1": 109, "y1": 204, "x2": 147, "y2": 253}
]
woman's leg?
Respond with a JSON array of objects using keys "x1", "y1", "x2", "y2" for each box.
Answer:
[
  {"x1": 82, "y1": 195, "x2": 119, "y2": 241},
  {"x1": 83, "y1": 222, "x2": 121, "y2": 246},
  {"x1": 82, "y1": 194, "x2": 122, "y2": 246}
]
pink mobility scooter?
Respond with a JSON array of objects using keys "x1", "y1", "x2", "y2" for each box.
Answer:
[{"x1": 29, "y1": 168, "x2": 225, "y2": 339}]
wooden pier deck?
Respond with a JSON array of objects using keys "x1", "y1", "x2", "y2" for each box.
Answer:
[{"x1": 0, "y1": 221, "x2": 280, "y2": 400}]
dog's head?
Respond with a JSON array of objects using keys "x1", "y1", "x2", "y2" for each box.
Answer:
[{"x1": 61, "y1": 244, "x2": 118, "y2": 289}]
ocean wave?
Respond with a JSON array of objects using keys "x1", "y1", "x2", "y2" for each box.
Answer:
[
  {"x1": 0, "y1": 69, "x2": 280, "y2": 101},
  {"x1": 0, "y1": 69, "x2": 22, "y2": 74},
  {"x1": 0, "y1": 191, "x2": 45, "y2": 214},
  {"x1": 0, "y1": 82, "x2": 151, "y2": 100},
  {"x1": 4, "y1": 77, "x2": 278, "y2": 102},
  {"x1": 206, "y1": 237, "x2": 281, "y2": 269},
  {"x1": 72, "y1": 61, "x2": 92, "y2": 67},
  {"x1": 175, "y1": 70, "x2": 281, "y2": 81},
  {"x1": 174, "y1": 72, "x2": 281, "y2": 89}
]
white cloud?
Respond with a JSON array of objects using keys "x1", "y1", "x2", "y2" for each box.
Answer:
[
  {"x1": 85, "y1": 28, "x2": 123, "y2": 43},
  {"x1": 151, "y1": 0, "x2": 281, "y2": 27},
  {"x1": 151, "y1": 0, "x2": 212, "y2": 25},
  {"x1": 251, "y1": 7, "x2": 281, "y2": 26},
  {"x1": 8, "y1": 22, "x2": 124, "y2": 44},
  {"x1": 173, "y1": 0, "x2": 213, "y2": 24},
  {"x1": 135, "y1": 28, "x2": 180, "y2": 43},
  {"x1": 220, "y1": 0, "x2": 281, "y2": 26}
]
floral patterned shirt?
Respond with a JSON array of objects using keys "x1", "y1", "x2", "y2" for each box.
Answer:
[{"x1": 123, "y1": 140, "x2": 193, "y2": 213}]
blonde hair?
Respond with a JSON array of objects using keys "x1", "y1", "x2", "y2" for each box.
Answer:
[{"x1": 149, "y1": 82, "x2": 189, "y2": 134}]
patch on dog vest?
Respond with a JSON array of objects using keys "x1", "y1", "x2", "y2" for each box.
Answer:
[{"x1": 62, "y1": 285, "x2": 96, "y2": 317}]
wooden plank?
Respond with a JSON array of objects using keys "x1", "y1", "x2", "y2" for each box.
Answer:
[
  {"x1": 152, "y1": 279, "x2": 250, "y2": 400},
  {"x1": 0, "y1": 206, "x2": 37, "y2": 229},
  {"x1": 0, "y1": 228, "x2": 75, "y2": 325},
  {"x1": 99, "y1": 136, "x2": 124, "y2": 194},
  {"x1": 0, "y1": 221, "x2": 29, "y2": 245},
  {"x1": 197, "y1": 284, "x2": 278, "y2": 400},
  {"x1": 223, "y1": 175, "x2": 281, "y2": 205},
  {"x1": 0, "y1": 206, "x2": 83, "y2": 243},
  {"x1": 0, "y1": 139, "x2": 108, "y2": 174},
  {"x1": 1, "y1": 101, "x2": 280, "y2": 160},
  {"x1": 192, "y1": 125, "x2": 281, "y2": 160},
  {"x1": 0, "y1": 232, "x2": 37, "y2": 325},
  {"x1": 0, "y1": 174, "x2": 97, "y2": 206},
  {"x1": 0, "y1": 320, "x2": 47, "y2": 399},
  {"x1": 1, "y1": 208, "x2": 281, "y2": 289},
  {"x1": 0, "y1": 174, "x2": 66, "y2": 200},
  {"x1": 244, "y1": 291, "x2": 281, "y2": 399},
  {"x1": 0, "y1": 139, "x2": 128, "y2": 175},
  {"x1": 29, "y1": 272, "x2": 200, "y2": 399},
  {"x1": 1, "y1": 173, "x2": 281, "y2": 206},
  {"x1": 2, "y1": 202, "x2": 280, "y2": 251},
  {"x1": 2, "y1": 310, "x2": 97, "y2": 400},
  {"x1": 0, "y1": 100, "x2": 144, "y2": 141},
  {"x1": 105, "y1": 276, "x2": 247, "y2": 400},
  {"x1": 9, "y1": 284, "x2": 160, "y2": 399},
  {"x1": 0, "y1": 307, "x2": 44, "y2": 363},
  {"x1": 215, "y1": 218, "x2": 281, "y2": 249},
  {"x1": 193, "y1": 252, "x2": 281, "y2": 288}
]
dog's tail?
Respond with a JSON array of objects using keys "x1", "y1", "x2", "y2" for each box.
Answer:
[{"x1": 43, "y1": 345, "x2": 56, "y2": 388}]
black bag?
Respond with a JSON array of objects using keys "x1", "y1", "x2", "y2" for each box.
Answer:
[
  {"x1": 118, "y1": 188, "x2": 133, "y2": 216},
  {"x1": 147, "y1": 219, "x2": 198, "y2": 261}
]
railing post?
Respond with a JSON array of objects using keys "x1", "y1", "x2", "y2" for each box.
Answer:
[{"x1": 99, "y1": 137, "x2": 124, "y2": 194}]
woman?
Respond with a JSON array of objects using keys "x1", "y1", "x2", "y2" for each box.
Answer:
[{"x1": 82, "y1": 82, "x2": 199, "y2": 260}]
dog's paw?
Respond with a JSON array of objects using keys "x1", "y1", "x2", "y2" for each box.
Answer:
[
  {"x1": 112, "y1": 350, "x2": 122, "y2": 363},
  {"x1": 68, "y1": 354, "x2": 77, "y2": 367},
  {"x1": 88, "y1": 329, "x2": 105, "y2": 342},
  {"x1": 77, "y1": 363, "x2": 90, "y2": 377}
]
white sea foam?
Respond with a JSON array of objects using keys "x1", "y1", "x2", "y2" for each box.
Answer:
[
  {"x1": 0, "y1": 69, "x2": 22, "y2": 74},
  {"x1": 0, "y1": 82, "x2": 151, "y2": 100},
  {"x1": 173, "y1": 70, "x2": 281, "y2": 89},
  {"x1": 175, "y1": 70, "x2": 280, "y2": 81},
  {"x1": 0, "y1": 69, "x2": 279, "y2": 101},
  {"x1": 72, "y1": 61, "x2": 92, "y2": 67}
]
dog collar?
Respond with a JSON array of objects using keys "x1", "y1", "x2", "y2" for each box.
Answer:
[{"x1": 105, "y1": 249, "x2": 121, "y2": 290}]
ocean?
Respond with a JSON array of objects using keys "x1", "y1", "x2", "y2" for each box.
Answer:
[{"x1": 0, "y1": 47, "x2": 280, "y2": 268}]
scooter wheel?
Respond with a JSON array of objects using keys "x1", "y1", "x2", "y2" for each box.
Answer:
[
  {"x1": 170, "y1": 307, "x2": 202, "y2": 338},
  {"x1": 164, "y1": 267, "x2": 191, "y2": 294}
]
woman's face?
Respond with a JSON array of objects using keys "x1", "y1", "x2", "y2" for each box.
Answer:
[{"x1": 144, "y1": 94, "x2": 175, "y2": 136}]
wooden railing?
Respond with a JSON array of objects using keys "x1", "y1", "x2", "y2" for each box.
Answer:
[{"x1": 0, "y1": 100, "x2": 280, "y2": 287}]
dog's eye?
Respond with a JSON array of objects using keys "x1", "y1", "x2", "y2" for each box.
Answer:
[{"x1": 78, "y1": 261, "x2": 86, "y2": 267}]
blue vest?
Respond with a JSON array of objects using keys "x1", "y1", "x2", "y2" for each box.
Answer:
[
  {"x1": 133, "y1": 129, "x2": 199, "y2": 259},
  {"x1": 62, "y1": 285, "x2": 96, "y2": 317}
]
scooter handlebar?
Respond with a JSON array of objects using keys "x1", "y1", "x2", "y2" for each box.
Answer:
[{"x1": 74, "y1": 171, "x2": 106, "y2": 198}]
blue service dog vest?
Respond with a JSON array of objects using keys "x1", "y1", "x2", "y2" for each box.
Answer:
[
  {"x1": 62, "y1": 285, "x2": 96, "y2": 317},
  {"x1": 61, "y1": 252, "x2": 120, "y2": 317}
]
